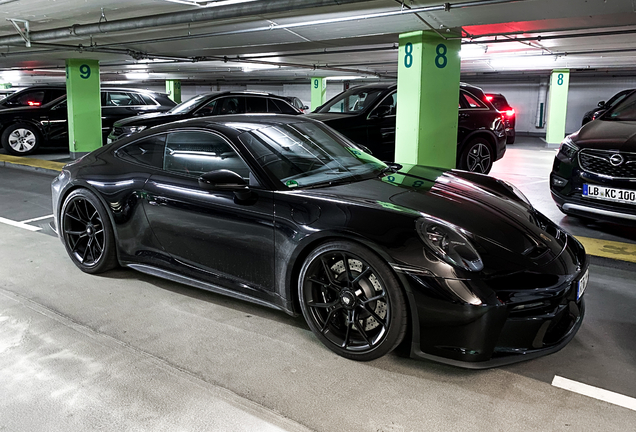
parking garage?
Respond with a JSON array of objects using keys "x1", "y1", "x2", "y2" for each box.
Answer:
[{"x1": 1, "y1": 1, "x2": 636, "y2": 430}]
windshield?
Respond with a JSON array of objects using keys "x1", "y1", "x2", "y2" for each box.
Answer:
[
  {"x1": 167, "y1": 94, "x2": 210, "y2": 115},
  {"x1": 603, "y1": 91, "x2": 636, "y2": 121},
  {"x1": 315, "y1": 88, "x2": 385, "y2": 114},
  {"x1": 238, "y1": 121, "x2": 386, "y2": 188}
]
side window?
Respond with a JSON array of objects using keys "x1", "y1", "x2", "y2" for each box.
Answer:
[
  {"x1": 140, "y1": 94, "x2": 157, "y2": 105},
  {"x1": 16, "y1": 90, "x2": 46, "y2": 106},
  {"x1": 461, "y1": 92, "x2": 485, "y2": 109},
  {"x1": 193, "y1": 99, "x2": 217, "y2": 117},
  {"x1": 129, "y1": 92, "x2": 146, "y2": 105},
  {"x1": 116, "y1": 134, "x2": 166, "y2": 169},
  {"x1": 245, "y1": 97, "x2": 268, "y2": 113},
  {"x1": 216, "y1": 97, "x2": 245, "y2": 115},
  {"x1": 371, "y1": 92, "x2": 397, "y2": 117},
  {"x1": 269, "y1": 99, "x2": 298, "y2": 114},
  {"x1": 164, "y1": 131, "x2": 251, "y2": 178},
  {"x1": 47, "y1": 89, "x2": 66, "y2": 103},
  {"x1": 105, "y1": 91, "x2": 136, "y2": 106}
]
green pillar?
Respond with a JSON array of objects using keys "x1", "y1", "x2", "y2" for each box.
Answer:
[
  {"x1": 166, "y1": 79, "x2": 182, "y2": 104},
  {"x1": 66, "y1": 59, "x2": 102, "y2": 159},
  {"x1": 0, "y1": 83, "x2": 11, "y2": 89},
  {"x1": 310, "y1": 77, "x2": 326, "y2": 111},
  {"x1": 395, "y1": 31, "x2": 461, "y2": 168},
  {"x1": 546, "y1": 69, "x2": 570, "y2": 145}
]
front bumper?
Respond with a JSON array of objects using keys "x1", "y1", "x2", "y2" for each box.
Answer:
[
  {"x1": 552, "y1": 189, "x2": 636, "y2": 225},
  {"x1": 395, "y1": 235, "x2": 588, "y2": 369}
]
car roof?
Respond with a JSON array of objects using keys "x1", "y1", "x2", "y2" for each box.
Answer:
[{"x1": 145, "y1": 114, "x2": 317, "y2": 134}]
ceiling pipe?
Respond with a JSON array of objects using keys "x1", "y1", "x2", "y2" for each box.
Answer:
[
  {"x1": 0, "y1": 0, "x2": 373, "y2": 47},
  {"x1": 0, "y1": 0, "x2": 529, "y2": 49},
  {"x1": 464, "y1": 27, "x2": 636, "y2": 45}
]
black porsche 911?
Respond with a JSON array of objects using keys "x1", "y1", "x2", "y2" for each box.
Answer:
[{"x1": 52, "y1": 115, "x2": 588, "y2": 368}]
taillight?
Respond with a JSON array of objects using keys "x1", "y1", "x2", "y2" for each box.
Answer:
[
  {"x1": 27, "y1": 101, "x2": 41, "y2": 106},
  {"x1": 504, "y1": 109, "x2": 515, "y2": 118},
  {"x1": 485, "y1": 95, "x2": 494, "y2": 102}
]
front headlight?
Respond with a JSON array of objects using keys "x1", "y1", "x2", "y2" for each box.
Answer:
[
  {"x1": 123, "y1": 125, "x2": 147, "y2": 134},
  {"x1": 558, "y1": 136, "x2": 579, "y2": 161},
  {"x1": 416, "y1": 217, "x2": 484, "y2": 272}
]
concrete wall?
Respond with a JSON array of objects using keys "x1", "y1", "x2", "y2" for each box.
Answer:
[{"x1": 465, "y1": 75, "x2": 636, "y2": 136}]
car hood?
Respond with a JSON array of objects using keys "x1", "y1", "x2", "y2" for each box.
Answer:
[
  {"x1": 572, "y1": 119, "x2": 636, "y2": 151},
  {"x1": 305, "y1": 112, "x2": 359, "y2": 123},
  {"x1": 300, "y1": 165, "x2": 567, "y2": 268},
  {"x1": 114, "y1": 112, "x2": 184, "y2": 127}
]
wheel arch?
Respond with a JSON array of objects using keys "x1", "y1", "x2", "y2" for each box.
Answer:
[
  {"x1": 457, "y1": 130, "x2": 497, "y2": 156},
  {"x1": 284, "y1": 231, "x2": 415, "y2": 322},
  {"x1": 56, "y1": 182, "x2": 123, "y2": 266},
  {"x1": 0, "y1": 118, "x2": 47, "y2": 138}
]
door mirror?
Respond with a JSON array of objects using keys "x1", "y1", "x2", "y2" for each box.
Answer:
[
  {"x1": 598, "y1": 100, "x2": 606, "y2": 107},
  {"x1": 198, "y1": 169, "x2": 252, "y2": 200},
  {"x1": 199, "y1": 169, "x2": 247, "y2": 191}
]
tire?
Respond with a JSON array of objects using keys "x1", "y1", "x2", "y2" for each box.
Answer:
[
  {"x1": 1, "y1": 123, "x2": 42, "y2": 156},
  {"x1": 60, "y1": 189, "x2": 118, "y2": 274},
  {"x1": 298, "y1": 241, "x2": 407, "y2": 361},
  {"x1": 458, "y1": 138, "x2": 494, "y2": 174}
]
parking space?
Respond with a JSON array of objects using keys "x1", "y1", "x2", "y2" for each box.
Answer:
[{"x1": 1, "y1": 149, "x2": 636, "y2": 430}]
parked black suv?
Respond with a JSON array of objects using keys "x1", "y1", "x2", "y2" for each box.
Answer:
[
  {"x1": 551, "y1": 89, "x2": 636, "y2": 224},
  {"x1": 0, "y1": 85, "x2": 176, "y2": 156},
  {"x1": 307, "y1": 82, "x2": 506, "y2": 173},
  {"x1": 107, "y1": 91, "x2": 301, "y2": 142}
]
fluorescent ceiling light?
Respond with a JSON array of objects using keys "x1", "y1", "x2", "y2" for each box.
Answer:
[
  {"x1": 325, "y1": 76, "x2": 367, "y2": 81},
  {"x1": 460, "y1": 44, "x2": 488, "y2": 59},
  {"x1": 1, "y1": 71, "x2": 21, "y2": 81},
  {"x1": 163, "y1": 0, "x2": 258, "y2": 7},
  {"x1": 125, "y1": 72, "x2": 150, "y2": 79},
  {"x1": 242, "y1": 64, "x2": 280, "y2": 72}
]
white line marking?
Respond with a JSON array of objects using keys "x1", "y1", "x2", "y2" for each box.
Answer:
[
  {"x1": 552, "y1": 375, "x2": 636, "y2": 411},
  {"x1": 20, "y1": 214, "x2": 54, "y2": 224},
  {"x1": 0, "y1": 216, "x2": 42, "y2": 232}
]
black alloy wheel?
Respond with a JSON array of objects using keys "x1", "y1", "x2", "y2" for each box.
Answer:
[
  {"x1": 60, "y1": 189, "x2": 118, "y2": 274},
  {"x1": 459, "y1": 138, "x2": 493, "y2": 174},
  {"x1": 1, "y1": 123, "x2": 42, "y2": 156},
  {"x1": 299, "y1": 241, "x2": 407, "y2": 361}
]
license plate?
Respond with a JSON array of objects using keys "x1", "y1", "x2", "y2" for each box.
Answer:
[
  {"x1": 583, "y1": 184, "x2": 636, "y2": 204},
  {"x1": 577, "y1": 269, "x2": 589, "y2": 301}
]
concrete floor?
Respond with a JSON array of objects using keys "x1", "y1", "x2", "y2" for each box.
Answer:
[{"x1": 1, "y1": 143, "x2": 636, "y2": 431}]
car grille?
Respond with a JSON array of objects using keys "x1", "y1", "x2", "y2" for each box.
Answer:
[{"x1": 579, "y1": 149, "x2": 636, "y2": 179}]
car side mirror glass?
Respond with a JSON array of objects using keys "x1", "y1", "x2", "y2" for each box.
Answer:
[{"x1": 598, "y1": 101, "x2": 606, "y2": 107}]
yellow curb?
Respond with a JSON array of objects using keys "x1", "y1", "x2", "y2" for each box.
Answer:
[
  {"x1": 0, "y1": 154, "x2": 64, "y2": 172},
  {"x1": 576, "y1": 236, "x2": 636, "y2": 264}
]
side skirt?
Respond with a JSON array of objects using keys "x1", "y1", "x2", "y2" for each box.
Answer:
[{"x1": 127, "y1": 263, "x2": 290, "y2": 314}]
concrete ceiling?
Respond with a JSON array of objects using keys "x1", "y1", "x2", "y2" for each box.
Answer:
[{"x1": 1, "y1": 0, "x2": 636, "y2": 85}]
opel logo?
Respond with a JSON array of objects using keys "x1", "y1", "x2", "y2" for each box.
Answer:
[{"x1": 609, "y1": 154, "x2": 624, "y2": 166}]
